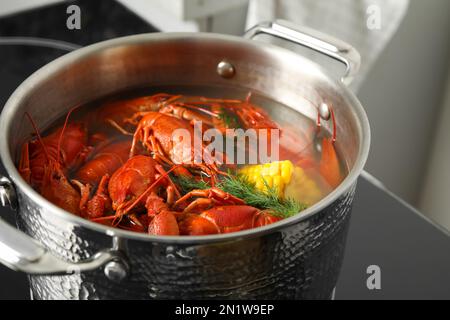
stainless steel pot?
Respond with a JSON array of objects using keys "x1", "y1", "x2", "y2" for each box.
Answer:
[{"x1": 0, "y1": 21, "x2": 370, "y2": 299}]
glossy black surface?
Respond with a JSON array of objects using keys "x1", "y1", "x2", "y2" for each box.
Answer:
[
  {"x1": 0, "y1": 0, "x2": 157, "y2": 45},
  {"x1": 2, "y1": 177, "x2": 449, "y2": 300},
  {"x1": 337, "y1": 177, "x2": 450, "y2": 300}
]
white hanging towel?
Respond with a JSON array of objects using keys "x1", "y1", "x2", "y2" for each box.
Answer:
[{"x1": 246, "y1": 0, "x2": 409, "y2": 91}]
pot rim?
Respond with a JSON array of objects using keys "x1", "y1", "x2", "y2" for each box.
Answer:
[{"x1": 0, "y1": 32, "x2": 370, "y2": 244}]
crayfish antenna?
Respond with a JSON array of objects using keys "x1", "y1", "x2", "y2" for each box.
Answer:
[
  {"x1": 56, "y1": 104, "x2": 81, "y2": 166},
  {"x1": 115, "y1": 164, "x2": 182, "y2": 219},
  {"x1": 19, "y1": 142, "x2": 31, "y2": 183},
  {"x1": 316, "y1": 104, "x2": 337, "y2": 143},
  {"x1": 316, "y1": 111, "x2": 322, "y2": 130},
  {"x1": 191, "y1": 96, "x2": 242, "y2": 104},
  {"x1": 106, "y1": 118, "x2": 133, "y2": 135},
  {"x1": 71, "y1": 179, "x2": 91, "y2": 213},
  {"x1": 154, "y1": 164, "x2": 181, "y2": 198},
  {"x1": 161, "y1": 94, "x2": 182, "y2": 106},
  {"x1": 245, "y1": 91, "x2": 253, "y2": 103},
  {"x1": 179, "y1": 103, "x2": 220, "y2": 118}
]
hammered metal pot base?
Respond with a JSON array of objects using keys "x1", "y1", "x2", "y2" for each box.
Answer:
[{"x1": 24, "y1": 185, "x2": 355, "y2": 300}]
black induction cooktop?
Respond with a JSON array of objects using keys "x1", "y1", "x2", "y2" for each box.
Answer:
[
  {"x1": 0, "y1": 0, "x2": 157, "y2": 106},
  {"x1": 0, "y1": 0, "x2": 449, "y2": 300}
]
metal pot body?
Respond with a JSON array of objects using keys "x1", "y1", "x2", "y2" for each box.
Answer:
[
  {"x1": 19, "y1": 184, "x2": 355, "y2": 300},
  {"x1": 0, "y1": 21, "x2": 370, "y2": 300}
]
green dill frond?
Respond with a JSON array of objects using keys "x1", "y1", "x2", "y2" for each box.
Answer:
[
  {"x1": 218, "y1": 174, "x2": 307, "y2": 218},
  {"x1": 172, "y1": 173, "x2": 307, "y2": 218},
  {"x1": 172, "y1": 175, "x2": 211, "y2": 194}
]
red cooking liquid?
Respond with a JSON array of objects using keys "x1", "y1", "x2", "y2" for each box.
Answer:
[{"x1": 18, "y1": 85, "x2": 347, "y2": 236}]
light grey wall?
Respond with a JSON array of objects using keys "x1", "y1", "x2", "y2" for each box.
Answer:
[
  {"x1": 357, "y1": 0, "x2": 450, "y2": 204},
  {"x1": 420, "y1": 63, "x2": 450, "y2": 230}
]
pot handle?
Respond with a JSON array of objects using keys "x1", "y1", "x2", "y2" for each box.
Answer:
[
  {"x1": 0, "y1": 176, "x2": 128, "y2": 278},
  {"x1": 244, "y1": 20, "x2": 361, "y2": 85}
]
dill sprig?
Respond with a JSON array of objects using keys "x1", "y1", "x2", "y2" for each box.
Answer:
[
  {"x1": 173, "y1": 174, "x2": 307, "y2": 218},
  {"x1": 174, "y1": 175, "x2": 211, "y2": 195},
  {"x1": 218, "y1": 175, "x2": 307, "y2": 218}
]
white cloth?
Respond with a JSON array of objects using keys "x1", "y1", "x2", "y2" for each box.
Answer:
[{"x1": 246, "y1": 0, "x2": 409, "y2": 91}]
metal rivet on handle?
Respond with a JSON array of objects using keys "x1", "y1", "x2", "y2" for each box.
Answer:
[
  {"x1": 104, "y1": 260, "x2": 129, "y2": 282},
  {"x1": 319, "y1": 103, "x2": 331, "y2": 121},
  {"x1": 217, "y1": 60, "x2": 235, "y2": 78}
]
